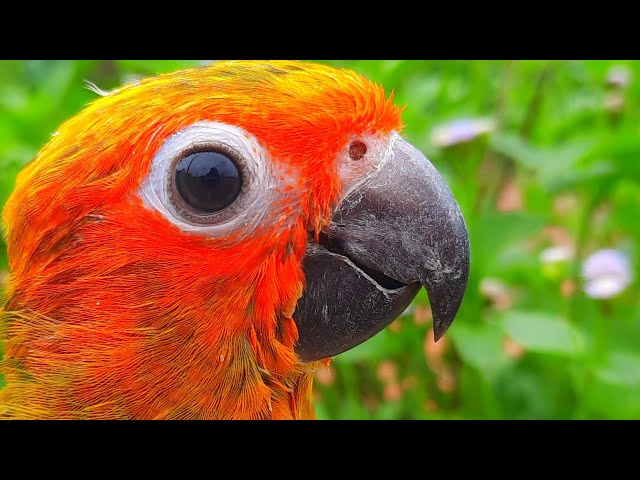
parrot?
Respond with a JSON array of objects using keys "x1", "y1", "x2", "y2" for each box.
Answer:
[{"x1": 0, "y1": 60, "x2": 469, "y2": 419}]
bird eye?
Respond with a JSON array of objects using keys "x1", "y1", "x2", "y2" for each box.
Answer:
[
  {"x1": 172, "y1": 147, "x2": 243, "y2": 215},
  {"x1": 140, "y1": 121, "x2": 288, "y2": 239}
]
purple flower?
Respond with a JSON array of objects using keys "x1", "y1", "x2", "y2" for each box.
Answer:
[
  {"x1": 582, "y1": 249, "x2": 633, "y2": 299},
  {"x1": 431, "y1": 118, "x2": 495, "y2": 148}
]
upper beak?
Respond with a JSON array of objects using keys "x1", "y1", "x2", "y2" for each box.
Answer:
[{"x1": 294, "y1": 133, "x2": 470, "y2": 361}]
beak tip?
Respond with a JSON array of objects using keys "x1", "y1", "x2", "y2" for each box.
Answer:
[
  {"x1": 426, "y1": 277, "x2": 468, "y2": 344},
  {"x1": 432, "y1": 319, "x2": 452, "y2": 343}
]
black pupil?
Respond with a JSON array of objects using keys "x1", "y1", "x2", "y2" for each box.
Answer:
[{"x1": 174, "y1": 150, "x2": 242, "y2": 214}]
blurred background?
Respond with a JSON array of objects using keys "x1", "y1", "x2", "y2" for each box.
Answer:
[{"x1": 1, "y1": 60, "x2": 639, "y2": 419}]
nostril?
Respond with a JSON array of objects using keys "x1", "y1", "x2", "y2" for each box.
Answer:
[{"x1": 348, "y1": 140, "x2": 367, "y2": 161}]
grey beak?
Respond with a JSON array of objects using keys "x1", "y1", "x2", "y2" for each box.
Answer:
[{"x1": 294, "y1": 134, "x2": 470, "y2": 361}]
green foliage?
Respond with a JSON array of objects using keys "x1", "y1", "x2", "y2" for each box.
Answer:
[{"x1": 1, "y1": 60, "x2": 640, "y2": 419}]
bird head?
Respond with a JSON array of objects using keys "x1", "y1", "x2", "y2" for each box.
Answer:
[{"x1": 1, "y1": 61, "x2": 469, "y2": 419}]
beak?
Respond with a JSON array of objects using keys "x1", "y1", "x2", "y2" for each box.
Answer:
[{"x1": 293, "y1": 134, "x2": 470, "y2": 362}]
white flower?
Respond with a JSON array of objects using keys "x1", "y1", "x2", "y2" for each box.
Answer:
[
  {"x1": 606, "y1": 66, "x2": 631, "y2": 89},
  {"x1": 431, "y1": 118, "x2": 495, "y2": 148},
  {"x1": 540, "y1": 246, "x2": 574, "y2": 280},
  {"x1": 582, "y1": 249, "x2": 633, "y2": 299},
  {"x1": 540, "y1": 246, "x2": 573, "y2": 264}
]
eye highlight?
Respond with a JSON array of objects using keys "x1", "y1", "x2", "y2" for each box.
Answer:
[{"x1": 172, "y1": 147, "x2": 243, "y2": 215}]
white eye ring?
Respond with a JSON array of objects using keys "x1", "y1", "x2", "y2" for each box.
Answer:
[{"x1": 139, "y1": 121, "x2": 274, "y2": 238}]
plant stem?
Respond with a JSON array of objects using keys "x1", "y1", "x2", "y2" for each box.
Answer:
[
  {"x1": 520, "y1": 62, "x2": 557, "y2": 139},
  {"x1": 567, "y1": 186, "x2": 607, "y2": 416}
]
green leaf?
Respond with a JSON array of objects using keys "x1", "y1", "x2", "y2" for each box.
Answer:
[
  {"x1": 501, "y1": 311, "x2": 585, "y2": 357},
  {"x1": 313, "y1": 401, "x2": 330, "y2": 420},
  {"x1": 495, "y1": 369, "x2": 570, "y2": 419},
  {"x1": 580, "y1": 378, "x2": 640, "y2": 419},
  {"x1": 586, "y1": 128, "x2": 640, "y2": 172},
  {"x1": 372, "y1": 401, "x2": 404, "y2": 420},
  {"x1": 114, "y1": 60, "x2": 204, "y2": 76},
  {"x1": 595, "y1": 351, "x2": 640, "y2": 387},
  {"x1": 0, "y1": 84, "x2": 29, "y2": 113},
  {"x1": 490, "y1": 132, "x2": 595, "y2": 186},
  {"x1": 334, "y1": 328, "x2": 401, "y2": 363},
  {"x1": 471, "y1": 212, "x2": 545, "y2": 276},
  {"x1": 545, "y1": 160, "x2": 620, "y2": 191},
  {"x1": 44, "y1": 62, "x2": 75, "y2": 100},
  {"x1": 450, "y1": 322, "x2": 512, "y2": 378}
]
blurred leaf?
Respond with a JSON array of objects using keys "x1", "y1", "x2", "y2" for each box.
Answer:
[
  {"x1": 547, "y1": 131, "x2": 640, "y2": 192},
  {"x1": 26, "y1": 61, "x2": 76, "y2": 100},
  {"x1": 114, "y1": 60, "x2": 204, "y2": 76},
  {"x1": 335, "y1": 328, "x2": 403, "y2": 363},
  {"x1": 490, "y1": 132, "x2": 595, "y2": 186},
  {"x1": 501, "y1": 311, "x2": 585, "y2": 357},
  {"x1": 545, "y1": 160, "x2": 620, "y2": 192},
  {"x1": 372, "y1": 400, "x2": 405, "y2": 420},
  {"x1": 450, "y1": 322, "x2": 512, "y2": 378},
  {"x1": 0, "y1": 84, "x2": 29, "y2": 113},
  {"x1": 610, "y1": 180, "x2": 640, "y2": 240},
  {"x1": 471, "y1": 212, "x2": 544, "y2": 275},
  {"x1": 595, "y1": 351, "x2": 640, "y2": 387},
  {"x1": 586, "y1": 128, "x2": 640, "y2": 172},
  {"x1": 580, "y1": 379, "x2": 640, "y2": 419},
  {"x1": 494, "y1": 367, "x2": 572, "y2": 419},
  {"x1": 314, "y1": 401, "x2": 330, "y2": 420}
]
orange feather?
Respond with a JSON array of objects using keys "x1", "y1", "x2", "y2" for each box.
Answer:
[{"x1": 0, "y1": 61, "x2": 403, "y2": 419}]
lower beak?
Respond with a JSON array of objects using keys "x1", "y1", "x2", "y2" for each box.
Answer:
[{"x1": 294, "y1": 134, "x2": 470, "y2": 362}]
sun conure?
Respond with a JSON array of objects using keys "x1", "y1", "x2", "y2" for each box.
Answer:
[{"x1": 0, "y1": 60, "x2": 469, "y2": 419}]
